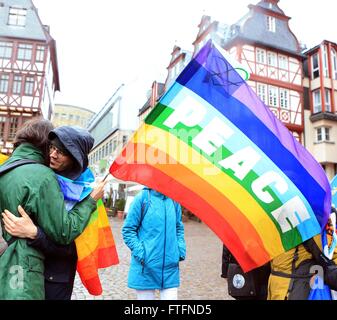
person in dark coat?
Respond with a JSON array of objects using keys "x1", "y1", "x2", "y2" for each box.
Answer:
[
  {"x1": 2, "y1": 126, "x2": 101, "y2": 300},
  {"x1": 221, "y1": 245, "x2": 270, "y2": 300}
]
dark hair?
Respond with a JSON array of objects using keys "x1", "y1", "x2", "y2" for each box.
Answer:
[{"x1": 14, "y1": 118, "x2": 54, "y2": 162}]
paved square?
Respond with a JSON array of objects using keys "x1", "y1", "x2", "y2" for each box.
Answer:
[{"x1": 72, "y1": 217, "x2": 232, "y2": 300}]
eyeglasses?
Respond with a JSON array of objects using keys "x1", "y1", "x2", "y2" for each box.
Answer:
[{"x1": 49, "y1": 144, "x2": 68, "y2": 157}]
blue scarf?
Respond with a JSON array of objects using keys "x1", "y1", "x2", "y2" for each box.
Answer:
[{"x1": 56, "y1": 168, "x2": 94, "y2": 211}]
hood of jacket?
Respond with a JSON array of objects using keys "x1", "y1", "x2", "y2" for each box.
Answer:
[
  {"x1": 48, "y1": 126, "x2": 94, "y2": 180},
  {"x1": 143, "y1": 187, "x2": 167, "y2": 200}
]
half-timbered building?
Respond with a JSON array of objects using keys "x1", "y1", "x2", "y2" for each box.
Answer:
[
  {"x1": 0, "y1": 0, "x2": 59, "y2": 154},
  {"x1": 192, "y1": 0, "x2": 305, "y2": 141}
]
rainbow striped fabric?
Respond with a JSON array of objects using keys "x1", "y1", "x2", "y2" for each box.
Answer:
[
  {"x1": 75, "y1": 199, "x2": 119, "y2": 295},
  {"x1": 110, "y1": 40, "x2": 331, "y2": 271},
  {"x1": 0, "y1": 154, "x2": 8, "y2": 165}
]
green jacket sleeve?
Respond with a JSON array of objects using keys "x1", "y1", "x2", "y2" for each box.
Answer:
[{"x1": 28, "y1": 174, "x2": 97, "y2": 245}]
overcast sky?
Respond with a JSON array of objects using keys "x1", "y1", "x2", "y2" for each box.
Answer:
[{"x1": 32, "y1": 0, "x2": 337, "y2": 114}]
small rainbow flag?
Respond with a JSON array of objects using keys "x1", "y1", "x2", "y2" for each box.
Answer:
[
  {"x1": 75, "y1": 199, "x2": 119, "y2": 295},
  {"x1": 0, "y1": 154, "x2": 8, "y2": 165},
  {"x1": 110, "y1": 40, "x2": 331, "y2": 272}
]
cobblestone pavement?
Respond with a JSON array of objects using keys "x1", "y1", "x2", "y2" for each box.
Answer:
[{"x1": 72, "y1": 216, "x2": 233, "y2": 300}]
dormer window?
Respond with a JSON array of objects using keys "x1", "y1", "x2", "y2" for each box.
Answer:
[
  {"x1": 8, "y1": 7, "x2": 27, "y2": 27},
  {"x1": 267, "y1": 16, "x2": 276, "y2": 32}
]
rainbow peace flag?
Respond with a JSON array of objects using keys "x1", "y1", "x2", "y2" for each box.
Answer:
[
  {"x1": 110, "y1": 40, "x2": 331, "y2": 272},
  {"x1": 75, "y1": 199, "x2": 119, "y2": 295}
]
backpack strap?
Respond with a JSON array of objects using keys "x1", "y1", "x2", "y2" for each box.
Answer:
[
  {"x1": 270, "y1": 246, "x2": 312, "y2": 280},
  {"x1": 303, "y1": 237, "x2": 334, "y2": 268},
  {"x1": 286, "y1": 245, "x2": 299, "y2": 296},
  {"x1": 0, "y1": 159, "x2": 39, "y2": 175}
]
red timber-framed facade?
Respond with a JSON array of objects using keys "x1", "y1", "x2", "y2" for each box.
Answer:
[
  {"x1": 137, "y1": 0, "x2": 337, "y2": 179},
  {"x1": 138, "y1": 80, "x2": 165, "y2": 123},
  {"x1": 0, "y1": 0, "x2": 60, "y2": 155},
  {"x1": 192, "y1": 0, "x2": 305, "y2": 142},
  {"x1": 138, "y1": 45, "x2": 192, "y2": 123},
  {"x1": 139, "y1": 0, "x2": 306, "y2": 141},
  {"x1": 236, "y1": 41, "x2": 304, "y2": 141}
]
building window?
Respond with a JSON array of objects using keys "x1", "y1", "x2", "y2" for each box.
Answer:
[
  {"x1": 122, "y1": 135, "x2": 128, "y2": 146},
  {"x1": 291, "y1": 131, "x2": 300, "y2": 142},
  {"x1": 0, "y1": 74, "x2": 9, "y2": 93},
  {"x1": 332, "y1": 49, "x2": 337, "y2": 80},
  {"x1": 316, "y1": 127, "x2": 330, "y2": 142},
  {"x1": 0, "y1": 42, "x2": 13, "y2": 59},
  {"x1": 267, "y1": 52, "x2": 277, "y2": 67},
  {"x1": 322, "y1": 45, "x2": 329, "y2": 78},
  {"x1": 325, "y1": 89, "x2": 332, "y2": 112},
  {"x1": 313, "y1": 90, "x2": 322, "y2": 113},
  {"x1": 267, "y1": 16, "x2": 276, "y2": 32},
  {"x1": 256, "y1": 48, "x2": 266, "y2": 64},
  {"x1": 257, "y1": 83, "x2": 267, "y2": 104},
  {"x1": 0, "y1": 116, "x2": 5, "y2": 137},
  {"x1": 24, "y1": 76, "x2": 34, "y2": 95},
  {"x1": 268, "y1": 86, "x2": 278, "y2": 107},
  {"x1": 12, "y1": 75, "x2": 22, "y2": 95},
  {"x1": 35, "y1": 45, "x2": 45, "y2": 62},
  {"x1": 311, "y1": 53, "x2": 320, "y2": 79},
  {"x1": 17, "y1": 43, "x2": 33, "y2": 61},
  {"x1": 279, "y1": 89, "x2": 289, "y2": 109},
  {"x1": 8, "y1": 117, "x2": 19, "y2": 140},
  {"x1": 8, "y1": 7, "x2": 27, "y2": 27},
  {"x1": 278, "y1": 55, "x2": 288, "y2": 70}
]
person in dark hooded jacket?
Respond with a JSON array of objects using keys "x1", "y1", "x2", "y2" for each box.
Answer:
[{"x1": 2, "y1": 126, "x2": 99, "y2": 300}]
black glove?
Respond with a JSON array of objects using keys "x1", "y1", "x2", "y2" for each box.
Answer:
[{"x1": 324, "y1": 263, "x2": 337, "y2": 290}]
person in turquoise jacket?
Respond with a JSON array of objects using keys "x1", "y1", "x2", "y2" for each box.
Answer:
[{"x1": 122, "y1": 187, "x2": 186, "y2": 300}]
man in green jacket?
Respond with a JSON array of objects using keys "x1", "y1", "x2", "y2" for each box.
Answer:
[{"x1": 0, "y1": 119, "x2": 104, "y2": 300}]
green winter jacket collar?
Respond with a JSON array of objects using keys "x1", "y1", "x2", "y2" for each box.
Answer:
[{"x1": 7, "y1": 143, "x2": 45, "y2": 164}]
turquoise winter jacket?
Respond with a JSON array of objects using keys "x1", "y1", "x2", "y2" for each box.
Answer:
[{"x1": 122, "y1": 188, "x2": 186, "y2": 290}]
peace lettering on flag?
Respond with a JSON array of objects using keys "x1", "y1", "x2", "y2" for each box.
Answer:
[{"x1": 110, "y1": 40, "x2": 331, "y2": 272}]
